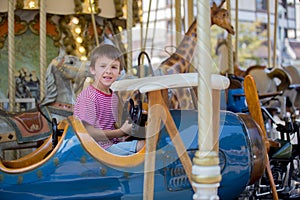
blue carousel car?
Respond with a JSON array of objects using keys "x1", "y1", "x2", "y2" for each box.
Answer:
[
  {"x1": 0, "y1": 112, "x2": 266, "y2": 200},
  {"x1": 0, "y1": 74, "x2": 266, "y2": 200}
]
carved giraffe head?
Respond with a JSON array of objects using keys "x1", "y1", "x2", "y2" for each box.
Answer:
[{"x1": 211, "y1": 1, "x2": 235, "y2": 34}]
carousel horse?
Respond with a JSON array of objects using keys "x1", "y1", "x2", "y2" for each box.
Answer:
[
  {"x1": 214, "y1": 35, "x2": 299, "y2": 116},
  {"x1": 244, "y1": 65, "x2": 299, "y2": 118},
  {"x1": 0, "y1": 49, "x2": 91, "y2": 157},
  {"x1": 225, "y1": 64, "x2": 297, "y2": 117},
  {"x1": 245, "y1": 65, "x2": 291, "y2": 92},
  {"x1": 282, "y1": 65, "x2": 300, "y2": 110}
]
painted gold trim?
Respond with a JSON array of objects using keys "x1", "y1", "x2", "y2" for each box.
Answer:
[
  {"x1": 0, "y1": 119, "x2": 68, "y2": 174},
  {"x1": 191, "y1": 174, "x2": 222, "y2": 184},
  {"x1": 193, "y1": 157, "x2": 219, "y2": 166},
  {"x1": 69, "y1": 115, "x2": 147, "y2": 168},
  {"x1": 192, "y1": 151, "x2": 219, "y2": 166}
]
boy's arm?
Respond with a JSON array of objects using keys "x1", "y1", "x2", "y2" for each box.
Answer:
[{"x1": 83, "y1": 121, "x2": 131, "y2": 142}]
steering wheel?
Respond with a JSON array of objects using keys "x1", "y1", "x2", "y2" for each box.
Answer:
[
  {"x1": 51, "y1": 118, "x2": 64, "y2": 149},
  {"x1": 122, "y1": 98, "x2": 147, "y2": 139}
]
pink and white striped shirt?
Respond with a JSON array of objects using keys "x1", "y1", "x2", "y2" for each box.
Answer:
[{"x1": 74, "y1": 85, "x2": 119, "y2": 149}]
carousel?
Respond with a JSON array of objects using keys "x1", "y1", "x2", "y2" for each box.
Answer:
[{"x1": 0, "y1": 0, "x2": 299, "y2": 200}]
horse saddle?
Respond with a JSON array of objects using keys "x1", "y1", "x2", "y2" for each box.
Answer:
[
  {"x1": 267, "y1": 68, "x2": 292, "y2": 91},
  {"x1": 0, "y1": 106, "x2": 52, "y2": 143}
]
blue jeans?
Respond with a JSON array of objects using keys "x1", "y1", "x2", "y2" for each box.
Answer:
[{"x1": 105, "y1": 140, "x2": 138, "y2": 155}]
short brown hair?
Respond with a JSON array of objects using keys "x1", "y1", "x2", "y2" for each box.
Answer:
[{"x1": 89, "y1": 44, "x2": 124, "y2": 70}]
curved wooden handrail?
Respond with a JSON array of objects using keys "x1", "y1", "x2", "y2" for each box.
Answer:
[
  {"x1": 69, "y1": 116, "x2": 147, "y2": 168},
  {"x1": 0, "y1": 119, "x2": 68, "y2": 174},
  {"x1": 2, "y1": 136, "x2": 52, "y2": 169}
]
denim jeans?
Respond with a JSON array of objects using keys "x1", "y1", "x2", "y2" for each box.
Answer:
[{"x1": 105, "y1": 140, "x2": 138, "y2": 155}]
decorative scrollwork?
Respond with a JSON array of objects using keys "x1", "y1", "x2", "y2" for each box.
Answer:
[
  {"x1": 16, "y1": 0, "x2": 24, "y2": 9},
  {"x1": 0, "y1": 14, "x2": 28, "y2": 49},
  {"x1": 73, "y1": 0, "x2": 100, "y2": 14},
  {"x1": 59, "y1": 15, "x2": 76, "y2": 55},
  {"x1": 29, "y1": 14, "x2": 62, "y2": 47}
]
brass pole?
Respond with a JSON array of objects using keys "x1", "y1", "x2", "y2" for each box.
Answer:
[
  {"x1": 267, "y1": 0, "x2": 271, "y2": 67},
  {"x1": 188, "y1": 0, "x2": 194, "y2": 27},
  {"x1": 273, "y1": 0, "x2": 278, "y2": 68},
  {"x1": 40, "y1": 0, "x2": 46, "y2": 100},
  {"x1": 89, "y1": 0, "x2": 99, "y2": 47},
  {"x1": 227, "y1": 0, "x2": 234, "y2": 74},
  {"x1": 8, "y1": 0, "x2": 15, "y2": 112},
  {"x1": 175, "y1": 0, "x2": 182, "y2": 46},
  {"x1": 127, "y1": 0, "x2": 133, "y2": 72},
  {"x1": 235, "y1": 0, "x2": 239, "y2": 68}
]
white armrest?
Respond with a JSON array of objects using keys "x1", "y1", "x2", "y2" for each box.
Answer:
[
  {"x1": 111, "y1": 73, "x2": 229, "y2": 93},
  {"x1": 211, "y1": 74, "x2": 230, "y2": 90}
]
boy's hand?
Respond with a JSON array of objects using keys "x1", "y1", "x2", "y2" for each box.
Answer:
[{"x1": 120, "y1": 120, "x2": 132, "y2": 135}]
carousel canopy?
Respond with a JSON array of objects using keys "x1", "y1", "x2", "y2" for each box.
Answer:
[{"x1": 0, "y1": 0, "x2": 117, "y2": 18}]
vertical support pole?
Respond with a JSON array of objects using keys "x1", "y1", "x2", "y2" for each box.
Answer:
[
  {"x1": 139, "y1": 0, "x2": 143, "y2": 51},
  {"x1": 187, "y1": 0, "x2": 194, "y2": 27},
  {"x1": 141, "y1": 0, "x2": 151, "y2": 77},
  {"x1": 188, "y1": 0, "x2": 195, "y2": 73},
  {"x1": 40, "y1": 0, "x2": 46, "y2": 101},
  {"x1": 235, "y1": 0, "x2": 239, "y2": 68},
  {"x1": 8, "y1": 0, "x2": 15, "y2": 112},
  {"x1": 267, "y1": 0, "x2": 271, "y2": 68},
  {"x1": 139, "y1": 0, "x2": 145, "y2": 78},
  {"x1": 89, "y1": 0, "x2": 99, "y2": 47},
  {"x1": 192, "y1": 1, "x2": 221, "y2": 200},
  {"x1": 273, "y1": 0, "x2": 278, "y2": 68},
  {"x1": 142, "y1": 0, "x2": 151, "y2": 50},
  {"x1": 126, "y1": 0, "x2": 133, "y2": 73},
  {"x1": 227, "y1": 0, "x2": 234, "y2": 74},
  {"x1": 170, "y1": 0, "x2": 174, "y2": 47},
  {"x1": 175, "y1": 0, "x2": 181, "y2": 46}
]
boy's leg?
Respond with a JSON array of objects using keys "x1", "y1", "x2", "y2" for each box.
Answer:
[{"x1": 106, "y1": 140, "x2": 138, "y2": 155}]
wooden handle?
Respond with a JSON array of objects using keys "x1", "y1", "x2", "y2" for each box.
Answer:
[{"x1": 244, "y1": 75, "x2": 278, "y2": 200}]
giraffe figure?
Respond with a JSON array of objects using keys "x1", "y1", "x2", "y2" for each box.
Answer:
[
  {"x1": 159, "y1": 1, "x2": 234, "y2": 75},
  {"x1": 117, "y1": 1, "x2": 234, "y2": 111},
  {"x1": 156, "y1": 1, "x2": 235, "y2": 109}
]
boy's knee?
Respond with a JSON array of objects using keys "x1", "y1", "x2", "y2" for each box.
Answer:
[{"x1": 136, "y1": 140, "x2": 145, "y2": 152}]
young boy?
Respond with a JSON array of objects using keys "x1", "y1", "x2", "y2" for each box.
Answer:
[{"x1": 74, "y1": 44, "x2": 144, "y2": 155}]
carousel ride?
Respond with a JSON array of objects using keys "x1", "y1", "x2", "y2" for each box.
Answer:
[
  {"x1": 0, "y1": 0, "x2": 299, "y2": 200},
  {"x1": 223, "y1": 0, "x2": 300, "y2": 199},
  {"x1": 0, "y1": 49, "x2": 91, "y2": 153}
]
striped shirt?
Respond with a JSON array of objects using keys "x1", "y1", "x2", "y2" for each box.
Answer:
[{"x1": 74, "y1": 85, "x2": 119, "y2": 149}]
